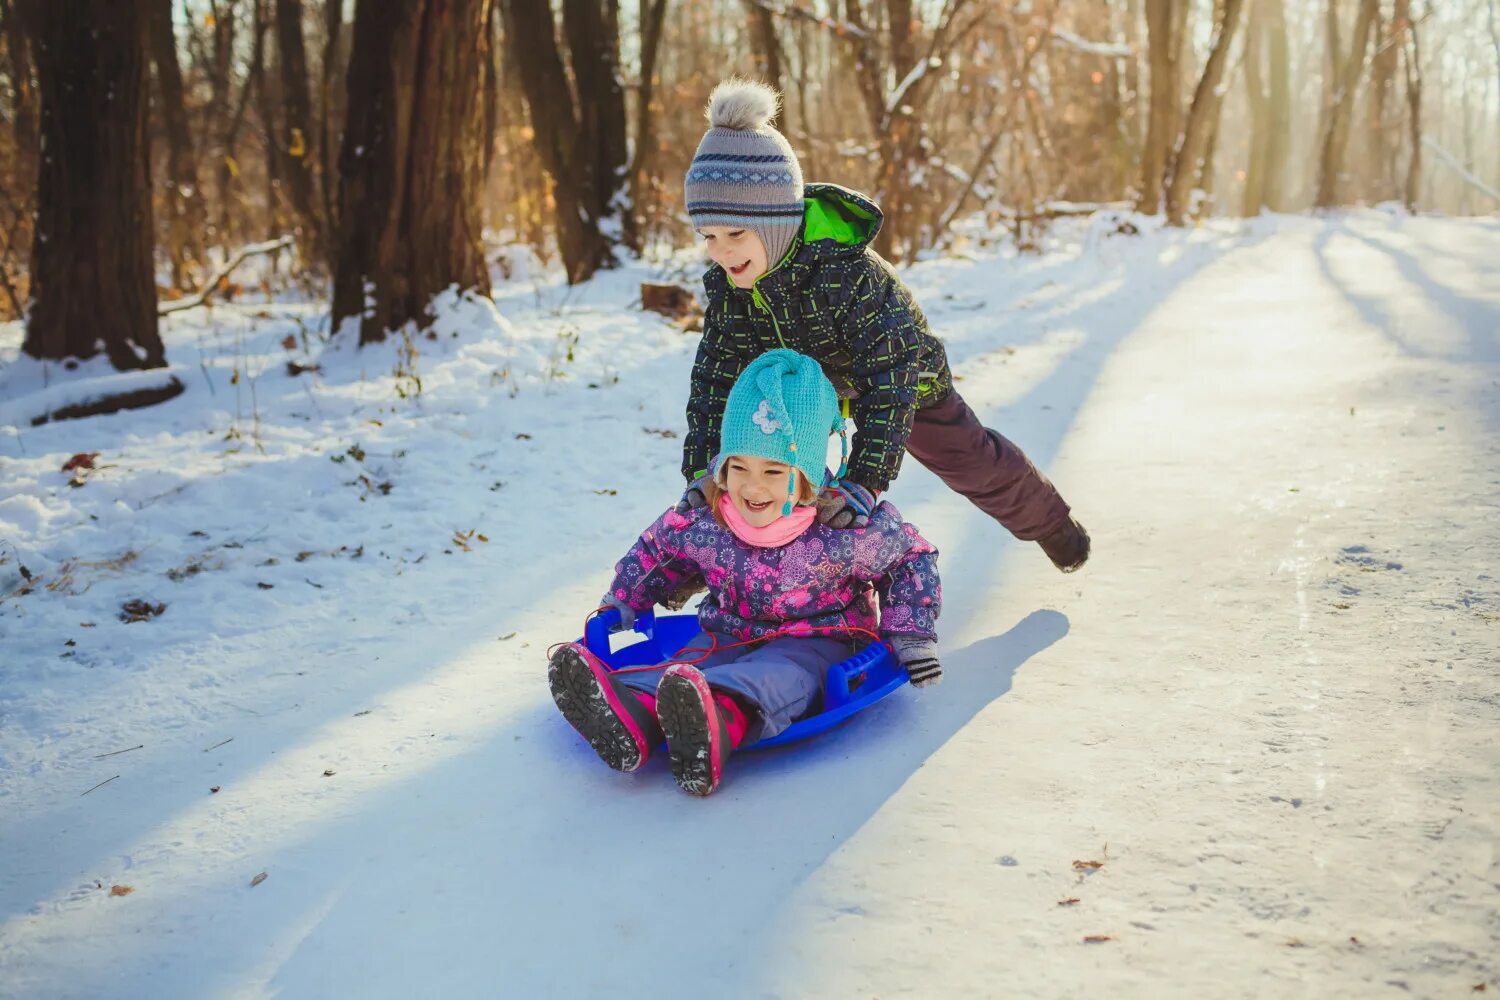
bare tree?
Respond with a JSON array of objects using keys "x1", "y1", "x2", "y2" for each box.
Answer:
[
  {"x1": 1402, "y1": 0, "x2": 1424, "y2": 211},
  {"x1": 841, "y1": 0, "x2": 983, "y2": 260},
  {"x1": 625, "y1": 0, "x2": 669, "y2": 253},
  {"x1": 148, "y1": 0, "x2": 208, "y2": 290},
  {"x1": 331, "y1": 0, "x2": 493, "y2": 345},
  {"x1": 1164, "y1": 0, "x2": 1245, "y2": 225},
  {"x1": 500, "y1": 0, "x2": 624, "y2": 282},
  {"x1": 1140, "y1": 0, "x2": 1186, "y2": 213},
  {"x1": 1315, "y1": 0, "x2": 1379, "y2": 209},
  {"x1": 318, "y1": 0, "x2": 344, "y2": 241},
  {"x1": 20, "y1": 0, "x2": 163, "y2": 369},
  {"x1": 744, "y1": 0, "x2": 786, "y2": 129},
  {"x1": 0, "y1": 0, "x2": 37, "y2": 317},
  {"x1": 275, "y1": 0, "x2": 324, "y2": 263}
]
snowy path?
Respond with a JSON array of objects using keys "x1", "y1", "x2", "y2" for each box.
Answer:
[{"x1": 1, "y1": 214, "x2": 1497, "y2": 998}]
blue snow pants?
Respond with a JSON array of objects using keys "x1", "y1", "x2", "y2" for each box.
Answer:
[{"x1": 614, "y1": 632, "x2": 854, "y2": 743}]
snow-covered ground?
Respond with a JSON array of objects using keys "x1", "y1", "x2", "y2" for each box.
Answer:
[{"x1": 1, "y1": 210, "x2": 1496, "y2": 999}]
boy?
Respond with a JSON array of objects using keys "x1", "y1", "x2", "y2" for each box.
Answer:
[{"x1": 678, "y1": 79, "x2": 1089, "y2": 571}]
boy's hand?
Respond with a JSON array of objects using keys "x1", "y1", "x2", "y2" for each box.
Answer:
[
  {"x1": 891, "y1": 636, "x2": 942, "y2": 688},
  {"x1": 816, "y1": 479, "x2": 877, "y2": 529},
  {"x1": 675, "y1": 473, "x2": 714, "y2": 514}
]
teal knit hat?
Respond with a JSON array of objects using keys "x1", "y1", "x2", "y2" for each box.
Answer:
[{"x1": 714, "y1": 349, "x2": 848, "y2": 515}]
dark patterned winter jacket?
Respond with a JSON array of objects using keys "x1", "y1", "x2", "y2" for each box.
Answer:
[{"x1": 683, "y1": 184, "x2": 954, "y2": 494}]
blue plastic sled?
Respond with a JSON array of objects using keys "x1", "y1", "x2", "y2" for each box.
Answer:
[{"x1": 582, "y1": 607, "x2": 908, "y2": 750}]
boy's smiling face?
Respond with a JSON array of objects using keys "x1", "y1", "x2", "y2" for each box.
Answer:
[
  {"x1": 722, "y1": 455, "x2": 801, "y2": 527},
  {"x1": 698, "y1": 225, "x2": 768, "y2": 288}
]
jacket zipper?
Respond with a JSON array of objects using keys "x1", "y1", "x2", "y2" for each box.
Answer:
[{"x1": 750, "y1": 280, "x2": 788, "y2": 349}]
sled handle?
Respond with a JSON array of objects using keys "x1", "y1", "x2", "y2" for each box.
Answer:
[{"x1": 584, "y1": 606, "x2": 656, "y2": 656}]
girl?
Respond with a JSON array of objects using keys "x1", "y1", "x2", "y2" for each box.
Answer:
[
  {"x1": 548, "y1": 349, "x2": 941, "y2": 796},
  {"x1": 677, "y1": 78, "x2": 1090, "y2": 572}
]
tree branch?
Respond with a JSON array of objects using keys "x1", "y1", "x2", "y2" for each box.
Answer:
[{"x1": 159, "y1": 236, "x2": 295, "y2": 315}]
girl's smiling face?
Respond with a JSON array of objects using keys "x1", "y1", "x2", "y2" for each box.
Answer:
[
  {"x1": 722, "y1": 455, "x2": 803, "y2": 527},
  {"x1": 698, "y1": 225, "x2": 769, "y2": 288}
]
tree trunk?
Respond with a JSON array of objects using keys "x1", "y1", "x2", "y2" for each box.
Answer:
[
  {"x1": 1262, "y1": 0, "x2": 1291, "y2": 210},
  {"x1": 562, "y1": 0, "x2": 628, "y2": 228},
  {"x1": 624, "y1": 0, "x2": 669, "y2": 253},
  {"x1": 331, "y1": 0, "x2": 493, "y2": 345},
  {"x1": 500, "y1": 0, "x2": 615, "y2": 282},
  {"x1": 276, "y1": 0, "x2": 324, "y2": 262},
  {"x1": 1365, "y1": 0, "x2": 1405, "y2": 202},
  {"x1": 3, "y1": 0, "x2": 38, "y2": 184},
  {"x1": 1315, "y1": 0, "x2": 1378, "y2": 209},
  {"x1": 198, "y1": 0, "x2": 243, "y2": 244},
  {"x1": 744, "y1": 0, "x2": 786, "y2": 129},
  {"x1": 1164, "y1": 0, "x2": 1245, "y2": 225},
  {"x1": 319, "y1": 0, "x2": 344, "y2": 246},
  {"x1": 1139, "y1": 0, "x2": 1184, "y2": 213},
  {"x1": 1241, "y1": 0, "x2": 1270, "y2": 215},
  {"x1": 148, "y1": 0, "x2": 208, "y2": 290},
  {"x1": 20, "y1": 0, "x2": 162, "y2": 369},
  {"x1": 252, "y1": 0, "x2": 285, "y2": 239},
  {"x1": 1401, "y1": 0, "x2": 1422, "y2": 212},
  {"x1": 1, "y1": 0, "x2": 39, "y2": 319}
]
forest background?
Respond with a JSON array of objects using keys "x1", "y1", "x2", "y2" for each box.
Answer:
[{"x1": 0, "y1": 0, "x2": 1496, "y2": 389}]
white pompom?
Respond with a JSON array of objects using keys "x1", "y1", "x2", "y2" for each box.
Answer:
[{"x1": 706, "y1": 79, "x2": 779, "y2": 131}]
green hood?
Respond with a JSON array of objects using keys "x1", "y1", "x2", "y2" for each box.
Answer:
[{"x1": 799, "y1": 183, "x2": 883, "y2": 256}]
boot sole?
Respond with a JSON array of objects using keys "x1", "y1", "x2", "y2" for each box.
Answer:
[
  {"x1": 656, "y1": 669, "x2": 720, "y2": 796},
  {"x1": 548, "y1": 646, "x2": 645, "y2": 772}
]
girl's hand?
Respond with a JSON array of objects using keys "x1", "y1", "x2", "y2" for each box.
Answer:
[
  {"x1": 890, "y1": 636, "x2": 942, "y2": 688},
  {"x1": 675, "y1": 473, "x2": 715, "y2": 513},
  {"x1": 599, "y1": 596, "x2": 636, "y2": 632},
  {"x1": 816, "y1": 479, "x2": 877, "y2": 529}
]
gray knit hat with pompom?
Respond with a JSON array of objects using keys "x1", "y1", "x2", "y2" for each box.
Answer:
[{"x1": 684, "y1": 79, "x2": 805, "y2": 271}]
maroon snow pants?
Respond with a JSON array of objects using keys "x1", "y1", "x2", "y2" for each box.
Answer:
[{"x1": 905, "y1": 389, "x2": 1071, "y2": 541}]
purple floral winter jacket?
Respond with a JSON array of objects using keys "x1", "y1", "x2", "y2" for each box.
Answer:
[{"x1": 608, "y1": 502, "x2": 940, "y2": 643}]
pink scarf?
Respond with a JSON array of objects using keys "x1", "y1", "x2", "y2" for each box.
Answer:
[{"x1": 718, "y1": 494, "x2": 816, "y2": 548}]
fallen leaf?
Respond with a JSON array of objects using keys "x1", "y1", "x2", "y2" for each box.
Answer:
[
  {"x1": 1072, "y1": 859, "x2": 1105, "y2": 871},
  {"x1": 280, "y1": 334, "x2": 297, "y2": 350},
  {"x1": 476, "y1": 533, "x2": 489, "y2": 543},
  {"x1": 1285, "y1": 938, "x2": 1307, "y2": 948},
  {"x1": 322, "y1": 769, "x2": 335, "y2": 777},
  {"x1": 497, "y1": 632, "x2": 517, "y2": 641},
  {"x1": 61, "y1": 452, "x2": 99, "y2": 473},
  {"x1": 1057, "y1": 897, "x2": 1081, "y2": 906},
  {"x1": 354, "y1": 710, "x2": 372, "y2": 717},
  {"x1": 1332, "y1": 602, "x2": 1351, "y2": 610},
  {"x1": 119, "y1": 599, "x2": 167, "y2": 623},
  {"x1": 210, "y1": 785, "x2": 221, "y2": 793},
  {"x1": 592, "y1": 488, "x2": 618, "y2": 496},
  {"x1": 109, "y1": 885, "x2": 134, "y2": 897},
  {"x1": 249, "y1": 872, "x2": 267, "y2": 888},
  {"x1": 1082, "y1": 935, "x2": 1111, "y2": 944},
  {"x1": 514, "y1": 432, "x2": 532, "y2": 440},
  {"x1": 256, "y1": 582, "x2": 274, "y2": 590}
]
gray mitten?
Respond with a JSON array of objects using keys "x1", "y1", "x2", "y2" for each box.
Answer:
[
  {"x1": 599, "y1": 595, "x2": 636, "y2": 632},
  {"x1": 815, "y1": 479, "x2": 877, "y2": 529},
  {"x1": 890, "y1": 635, "x2": 942, "y2": 688},
  {"x1": 674, "y1": 472, "x2": 715, "y2": 514}
]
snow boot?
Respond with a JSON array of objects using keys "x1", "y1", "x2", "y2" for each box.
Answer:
[
  {"x1": 655, "y1": 664, "x2": 744, "y2": 796},
  {"x1": 1038, "y1": 515, "x2": 1090, "y2": 573},
  {"x1": 548, "y1": 642, "x2": 662, "y2": 773}
]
